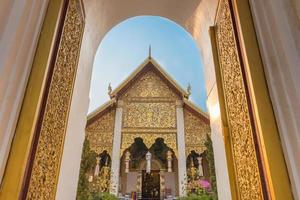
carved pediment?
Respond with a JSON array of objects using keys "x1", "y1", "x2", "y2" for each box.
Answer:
[
  {"x1": 120, "y1": 70, "x2": 180, "y2": 100},
  {"x1": 110, "y1": 58, "x2": 188, "y2": 100}
]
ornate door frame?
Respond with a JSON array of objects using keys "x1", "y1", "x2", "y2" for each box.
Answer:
[
  {"x1": 23, "y1": 0, "x2": 85, "y2": 199},
  {"x1": 0, "y1": 0, "x2": 293, "y2": 199},
  {"x1": 0, "y1": 0, "x2": 85, "y2": 199},
  {"x1": 210, "y1": 0, "x2": 293, "y2": 199}
]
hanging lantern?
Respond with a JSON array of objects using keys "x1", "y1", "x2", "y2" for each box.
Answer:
[
  {"x1": 146, "y1": 151, "x2": 152, "y2": 173},
  {"x1": 94, "y1": 157, "x2": 100, "y2": 176},
  {"x1": 166, "y1": 150, "x2": 173, "y2": 172},
  {"x1": 125, "y1": 151, "x2": 131, "y2": 173}
]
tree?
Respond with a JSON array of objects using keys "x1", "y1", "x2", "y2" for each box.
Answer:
[
  {"x1": 77, "y1": 139, "x2": 97, "y2": 200},
  {"x1": 204, "y1": 134, "x2": 218, "y2": 200}
]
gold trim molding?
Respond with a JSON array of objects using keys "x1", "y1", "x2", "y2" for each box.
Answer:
[{"x1": 26, "y1": 0, "x2": 84, "y2": 199}]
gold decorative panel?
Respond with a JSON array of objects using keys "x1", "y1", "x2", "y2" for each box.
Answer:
[
  {"x1": 120, "y1": 70, "x2": 180, "y2": 100},
  {"x1": 123, "y1": 102, "x2": 176, "y2": 129},
  {"x1": 215, "y1": 0, "x2": 263, "y2": 199},
  {"x1": 184, "y1": 109, "x2": 210, "y2": 156},
  {"x1": 26, "y1": 0, "x2": 84, "y2": 199},
  {"x1": 121, "y1": 133, "x2": 177, "y2": 157},
  {"x1": 86, "y1": 110, "x2": 115, "y2": 155}
]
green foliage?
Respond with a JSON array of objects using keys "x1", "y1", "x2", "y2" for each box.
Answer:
[
  {"x1": 204, "y1": 134, "x2": 218, "y2": 200},
  {"x1": 88, "y1": 192, "x2": 117, "y2": 200},
  {"x1": 179, "y1": 194, "x2": 215, "y2": 200},
  {"x1": 76, "y1": 139, "x2": 97, "y2": 200}
]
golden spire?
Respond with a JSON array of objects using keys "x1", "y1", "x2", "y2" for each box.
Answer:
[{"x1": 149, "y1": 45, "x2": 152, "y2": 59}]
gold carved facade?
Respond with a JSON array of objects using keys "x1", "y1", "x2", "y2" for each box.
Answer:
[
  {"x1": 26, "y1": 0, "x2": 85, "y2": 199},
  {"x1": 86, "y1": 68, "x2": 210, "y2": 159},
  {"x1": 86, "y1": 110, "x2": 115, "y2": 155},
  {"x1": 120, "y1": 70, "x2": 179, "y2": 155},
  {"x1": 123, "y1": 102, "x2": 176, "y2": 129},
  {"x1": 214, "y1": 0, "x2": 263, "y2": 199},
  {"x1": 184, "y1": 109, "x2": 210, "y2": 156}
]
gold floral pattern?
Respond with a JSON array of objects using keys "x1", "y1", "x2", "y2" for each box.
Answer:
[
  {"x1": 120, "y1": 70, "x2": 180, "y2": 100},
  {"x1": 119, "y1": 70, "x2": 181, "y2": 158},
  {"x1": 121, "y1": 70, "x2": 179, "y2": 130},
  {"x1": 215, "y1": 0, "x2": 263, "y2": 199},
  {"x1": 86, "y1": 110, "x2": 115, "y2": 155},
  {"x1": 27, "y1": 0, "x2": 84, "y2": 199},
  {"x1": 123, "y1": 102, "x2": 176, "y2": 129},
  {"x1": 184, "y1": 109, "x2": 210, "y2": 156}
]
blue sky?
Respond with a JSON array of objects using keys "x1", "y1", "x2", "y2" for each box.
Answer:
[{"x1": 89, "y1": 16, "x2": 207, "y2": 113}]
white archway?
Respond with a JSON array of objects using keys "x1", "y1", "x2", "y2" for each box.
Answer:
[{"x1": 56, "y1": 1, "x2": 231, "y2": 199}]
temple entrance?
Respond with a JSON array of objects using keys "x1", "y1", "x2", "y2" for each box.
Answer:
[
  {"x1": 118, "y1": 138, "x2": 179, "y2": 199},
  {"x1": 142, "y1": 170, "x2": 160, "y2": 200}
]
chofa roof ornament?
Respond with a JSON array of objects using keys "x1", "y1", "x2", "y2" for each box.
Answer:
[
  {"x1": 187, "y1": 83, "x2": 192, "y2": 98},
  {"x1": 108, "y1": 82, "x2": 112, "y2": 98}
]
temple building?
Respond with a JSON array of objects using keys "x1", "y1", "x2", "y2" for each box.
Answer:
[{"x1": 77, "y1": 57, "x2": 215, "y2": 199}]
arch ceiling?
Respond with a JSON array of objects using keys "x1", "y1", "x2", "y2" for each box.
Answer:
[{"x1": 79, "y1": 0, "x2": 219, "y2": 92}]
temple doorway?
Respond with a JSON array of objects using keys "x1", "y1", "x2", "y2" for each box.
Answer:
[
  {"x1": 118, "y1": 138, "x2": 179, "y2": 199},
  {"x1": 142, "y1": 170, "x2": 160, "y2": 199}
]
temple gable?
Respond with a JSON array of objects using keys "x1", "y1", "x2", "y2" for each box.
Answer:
[{"x1": 119, "y1": 68, "x2": 181, "y2": 101}]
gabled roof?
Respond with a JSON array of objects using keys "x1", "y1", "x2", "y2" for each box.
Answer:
[
  {"x1": 87, "y1": 56, "x2": 210, "y2": 125},
  {"x1": 87, "y1": 99, "x2": 116, "y2": 125},
  {"x1": 183, "y1": 99, "x2": 210, "y2": 124},
  {"x1": 109, "y1": 57, "x2": 189, "y2": 98}
]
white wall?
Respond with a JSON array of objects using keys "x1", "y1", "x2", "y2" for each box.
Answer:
[
  {"x1": 207, "y1": 87, "x2": 232, "y2": 200},
  {"x1": 125, "y1": 172, "x2": 138, "y2": 194},
  {"x1": 164, "y1": 172, "x2": 176, "y2": 196},
  {"x1": 0, "y1": 0, "x2": 49, "y2": 184}
]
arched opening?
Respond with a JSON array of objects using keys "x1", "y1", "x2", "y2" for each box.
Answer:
[
  {"x1": 58, "y1": 1, "x2": 230, "y2": 200},
  {"x1": 117, "y1": 137, "x2": 179, "y2": 199},
  {"x1": 89, "y1": 16, "x2": 207, "y2": 113},
  {"x1": 73, "y1": 15, "x2": 219, "y2": 199}
]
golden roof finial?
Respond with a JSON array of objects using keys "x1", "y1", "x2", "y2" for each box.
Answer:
[
  {"x1": 149, "y1": 45, "x2": 152, "y2": 59},
  {"x1": 108, "y1": 82, "x2": 112, "y2": 97}
]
